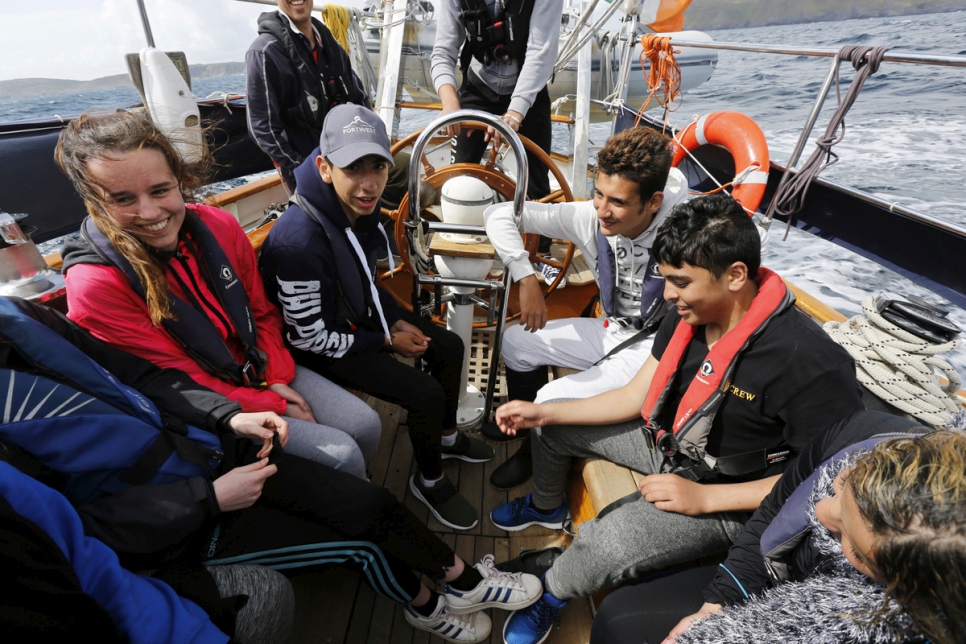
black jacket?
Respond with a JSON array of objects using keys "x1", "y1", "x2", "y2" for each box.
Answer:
[
  {"x1": 651, "y1": 305, "x2": 865, "y2": 481},
  {"x1": 1, "y1": 298, "x2": 243, "y2": 565},
  {"x1": 703, "y1": 410, "x2": 924, "y2": 606},
  {"x1": 259, "y1": 151, "x2": 401, "y2": 359},
  {"x1": 245, "y1": 11, "x2": 368, "y2": 186}
]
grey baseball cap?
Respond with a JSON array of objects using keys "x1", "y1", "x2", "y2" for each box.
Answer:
[{"x1": 319, "y1": 104, "x2": 394, "y2": 168}]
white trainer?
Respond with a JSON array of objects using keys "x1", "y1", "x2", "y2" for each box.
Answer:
[
  {"x1": 443, "y1": 554, "x2": 544, "y2": 615},
  {"x1": 404, "y1": 596, "x2": 492, "y2": 643}
]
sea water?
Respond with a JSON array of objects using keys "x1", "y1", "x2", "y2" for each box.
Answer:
[
  {"x1": 2, "y1": 11, "x2": 965, "y2": 373},
  {"x1": 679, "y1": 11, "x2": 966, "y2": 376}
]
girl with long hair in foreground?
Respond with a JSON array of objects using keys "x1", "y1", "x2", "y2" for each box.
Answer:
[{"x1": 57, "y1": 111, "x2": 381, "y2": 479}]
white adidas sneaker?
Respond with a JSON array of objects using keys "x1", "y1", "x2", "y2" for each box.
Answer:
[
  {"x1": 403, "y1": 596, "x2": 492, "y2": 643},
  {"x1": 443, "y1": 554, "x2": 543, "y2": 615}
]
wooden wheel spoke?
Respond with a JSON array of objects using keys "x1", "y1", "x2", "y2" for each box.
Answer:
[{"x1": 383, "y1": 122, "x2": 577, "y2": 326}]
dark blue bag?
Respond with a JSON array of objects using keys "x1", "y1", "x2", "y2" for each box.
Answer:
[{"x1": 0, "y1": 297, "x2": 223, "y2": 505}]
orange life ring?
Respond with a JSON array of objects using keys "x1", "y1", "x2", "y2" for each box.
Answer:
[{"x1": 671, "y1": 111, "x2": 770, "y2": 214}]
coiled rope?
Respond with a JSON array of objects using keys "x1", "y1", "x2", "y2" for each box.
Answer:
[
  {"x1": 320, "y1": 4, "x2": 352, "y2": 50},
  {"x1": 633, "y1": 34, "x2": 682, "y2": 128},
  {"x1": 824, "y1": 296, "x2": 962, "y2": 426},
  {"x1": 769, "y1": 45, "x2": 889, "y2": 236},
  {"x1": 320, "y1": 4, "x2": 378, "y2": 101}
]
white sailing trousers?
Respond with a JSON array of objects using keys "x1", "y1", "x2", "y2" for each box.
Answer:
[{"x1": 501, "y1": 317, "x2": 655, "y2": 403}]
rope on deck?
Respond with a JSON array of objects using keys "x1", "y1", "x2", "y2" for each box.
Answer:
[{"x1": 824, "y1": 296, "x2": 962, "y2": 426}]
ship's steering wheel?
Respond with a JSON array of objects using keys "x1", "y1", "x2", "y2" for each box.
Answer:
[{"x1": 378, "y1": 121, "x2": 576, "y2": 325}]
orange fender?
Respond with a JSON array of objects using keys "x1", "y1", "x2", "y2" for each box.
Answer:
[{"x1": 671, "y1": 111, "x2": 770, "y2": 214}]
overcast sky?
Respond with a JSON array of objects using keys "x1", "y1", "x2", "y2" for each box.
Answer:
[{"x1": 0, "y1": 0, "x2": 364, "y2": 82}]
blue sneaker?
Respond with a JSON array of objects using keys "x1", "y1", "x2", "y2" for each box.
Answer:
[
  {"x1": 536, "y1": 255, "x2": 567, "y2": 288},
  {"x1": 502, "y1": 591, "x2": 568, "y2": 644},
  {"x1": 490, "y1": 494, "x2": 569, "y2": 532}
]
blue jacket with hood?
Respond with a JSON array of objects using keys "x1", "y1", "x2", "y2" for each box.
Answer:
[
  {"x1": 0, "y1": 461, "x2": 228, "y2": 643},
  {"x1": 259, "y1": 149, "x2": 401, "y2": 359}
]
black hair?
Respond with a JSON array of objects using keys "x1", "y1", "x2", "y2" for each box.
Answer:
[{"x1": 651, "y1": 193, "x2": 761, "y2": 278}]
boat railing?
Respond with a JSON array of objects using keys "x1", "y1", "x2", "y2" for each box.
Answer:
[
  {"x1": 662, "y1": 40, "x2": 966, "y2": 67},
  {"x1": 665, "y1": 38, "x2": 966, "y2": 237}
]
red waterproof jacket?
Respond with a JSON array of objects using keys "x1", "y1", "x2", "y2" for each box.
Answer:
[{"x1": 65, "y1": 204, "x2": 295, "y2": 414}]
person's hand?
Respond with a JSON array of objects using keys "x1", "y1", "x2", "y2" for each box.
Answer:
[
  {"x1": 268, "y1": 382, "x2": 317, "y2": 423},
  {"x1": 228, "y1": 412, "x2": 289, "y2": 458},
  {"x1": 484, "y1": 110, "x2": 523, "y2": 151},
  {"x1": 494, "y1": 400, "x2": 548, "y2": 435},
  {"x1": 439, "y1": 85, "x2": 462, "y2": 137},
  {"x1": 662, "y1": 602, "x2": 722, "y2": 643},
  {"x1": 518, "y1": 275, "x2": 548, "y2": 332},
  {"x1": 389, "y1": 319, "x2": 430, "y2": 358},
  {"x1": 212, "y1": 458, "x2": 278, "y2": 512},
  {"x1": 391, "y1": 319, "x2": 428, "y2": 339},
  {"x1": 638, "y1": 473, "x2": 710, "y2": 516},
  {"x1": 390, "y1": 331, "x2": 431, "y2": 358}
]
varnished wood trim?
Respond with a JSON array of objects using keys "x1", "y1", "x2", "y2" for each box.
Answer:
[{"x1": 203, "y1": 174, "x2": 281, "y2": 208}]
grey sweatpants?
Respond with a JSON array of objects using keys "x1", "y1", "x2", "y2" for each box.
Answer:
[
  {"x1": 208, "y1": 564, "x2": 294, "y2": 643},
  {"x1": 282, "y1": 366, "x2": 382, "y2": 480},
  {"x1": 531, "y1": 416, "x2": 747, "y2": 600}
]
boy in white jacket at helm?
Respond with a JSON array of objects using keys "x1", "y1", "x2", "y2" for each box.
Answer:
[{"x1": 481, "y1": 127, "x2": 687, "y2": 488}]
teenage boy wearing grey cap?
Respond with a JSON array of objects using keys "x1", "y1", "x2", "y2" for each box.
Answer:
[{"x1": 260, "y1": 104, "x2": 494, "y2": 532}]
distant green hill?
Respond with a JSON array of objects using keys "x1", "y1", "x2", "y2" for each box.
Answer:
[
  {"x1": 684, "y1": 0, "x2": 963, "y2": 30},
  {"x1": 0, "y1": 62, "x2": 245, "y2": 99}
]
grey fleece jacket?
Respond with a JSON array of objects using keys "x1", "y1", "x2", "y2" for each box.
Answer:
[{"x1": 430, "y1": 0, "x2": 563, "y2": 117}]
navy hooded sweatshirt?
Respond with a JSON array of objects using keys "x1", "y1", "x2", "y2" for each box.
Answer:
[{"x1": 259, "y1": 149, "x2": 401, "y2": 359}]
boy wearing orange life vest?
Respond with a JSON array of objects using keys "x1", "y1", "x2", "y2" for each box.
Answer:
[{"x1": 490, "y1": 193, "x2": 865, "y2": 644}]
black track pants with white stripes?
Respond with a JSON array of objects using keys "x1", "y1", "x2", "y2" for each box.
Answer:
[{"x1": 199, "y1": 453, "x2": 455, "y2": 603}]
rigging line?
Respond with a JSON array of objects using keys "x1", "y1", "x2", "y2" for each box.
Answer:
[
  {"x1": 555, "y1": 0, "x2": 604, "y2": 70},
  {"x1": 771, "y1": 45, "x2": 890, "y2": 240},
  {"x1": 633, "y1": 35, "x2": 683, "y2": 127},
  {"x1": 553, "y1": 0, "x2": 624, "y2": 75}
]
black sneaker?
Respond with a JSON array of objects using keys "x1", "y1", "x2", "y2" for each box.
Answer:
[
  {"x1": 489, "y1": 437, "x2": 533, "y2": 490},
  {"x1": 441, "y1": 432, "x2": 495, "y2": 463},
  {"x1": 495, "y1": 547, "x2": 565, "y2": 578},
  {"x1": 410, "y1": 474, "x2": 479, "y2": 530},
  {"x1": 480, "y1": 421, "x2": 529, "y2": 443}
]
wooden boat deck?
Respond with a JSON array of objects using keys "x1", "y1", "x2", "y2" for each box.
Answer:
[{"x1": 285, "y1": 329, "x2": 593, "y2": 644}]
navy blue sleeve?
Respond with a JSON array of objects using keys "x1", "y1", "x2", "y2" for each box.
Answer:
[
  {"x1": 378, "y1": 283, "x2": 402, "y2": 328},
  {"x1": 10, "y1": 298, "x2": 241, "y2": 433},
  {"x1": 0, "y1": 463, "x2": 228, "y2": 644},
  {"x1": 262, "y1": 242, "x2": 387, "y2": 358}
]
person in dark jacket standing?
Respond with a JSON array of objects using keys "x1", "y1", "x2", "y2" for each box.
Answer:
[
  {"x1": 246, "y1": 0, "x2": 369, "y2": 191},
  {"x1": 246, "y1": 0, "x2": 409, "y2": 211},
  {"x1": 590, "y1": 411, "x2": 966, "y2": 644},
  {"x1": 260, "y1": 104, "x2": 494, "y2": 532}
]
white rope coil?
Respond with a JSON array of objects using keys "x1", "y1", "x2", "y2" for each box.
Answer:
[{"x1": 824, "y1": 296, "x2": 963, "y2": 426}]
